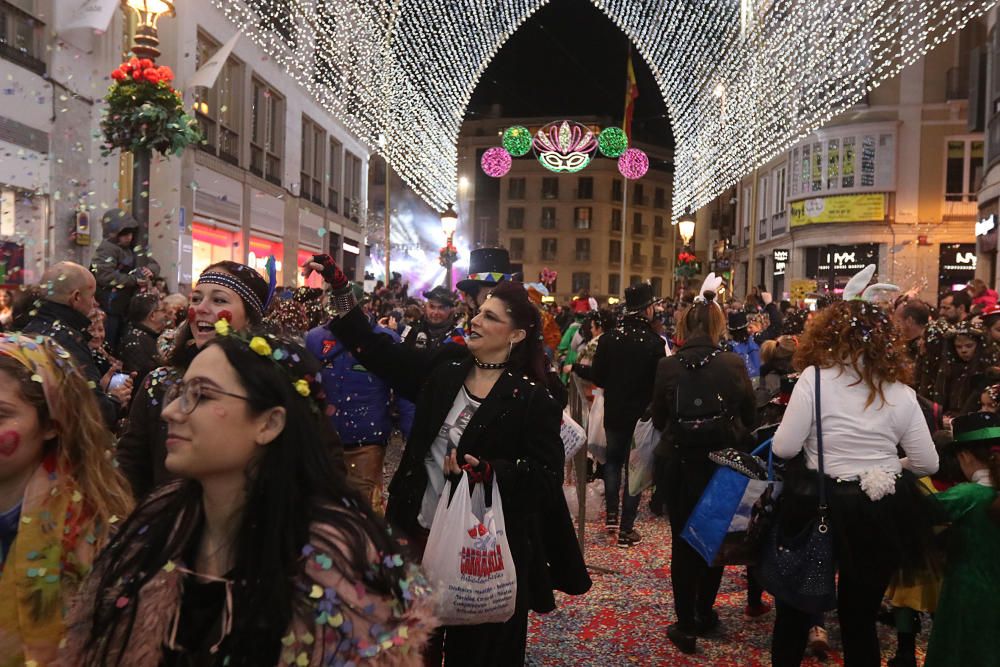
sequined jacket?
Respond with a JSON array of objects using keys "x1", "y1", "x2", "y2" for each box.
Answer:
[{"x1": 61, "y1": 485, "x2": 435, "y2": 667}]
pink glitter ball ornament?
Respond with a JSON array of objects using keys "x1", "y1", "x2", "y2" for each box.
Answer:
[
  {"x1": 618, "y1": 148, "x2": 649, "y2": 180},
  {"x1": 481, "y1": 147, "x2": 512, "y2": 177}
]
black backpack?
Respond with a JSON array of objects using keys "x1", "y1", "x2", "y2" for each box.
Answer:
[{"x1": 673, "y1": 348, "x2": 735, "y2": 447}]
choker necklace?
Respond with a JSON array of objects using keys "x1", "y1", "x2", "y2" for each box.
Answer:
[{"x1": 473, "y1": 356, "x2": 507, "y2": 370}]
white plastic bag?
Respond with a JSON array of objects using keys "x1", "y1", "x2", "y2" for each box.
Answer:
[
  {"x1": 563, "y1": 478, "x2": 605, "y2": 519},
  {"x1": 421, "y1": 473, "x2": 518, "y2": 626},
  {"x1": 628, "y1": 419, "x2": 660, "y2": 496},
  {"x1": 587, "y1": 389, "x2": 608, "y2": 464},
  {"x1": 560, "y1": 409, "x2": 587, "y2": 459}
]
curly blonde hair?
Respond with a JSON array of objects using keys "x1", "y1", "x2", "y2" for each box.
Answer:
[{"x1": 794, "y1": 300, "x2": 913, "y2": 407}]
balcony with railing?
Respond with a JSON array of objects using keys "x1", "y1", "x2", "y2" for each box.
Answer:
[
  {"x1": 250, "y1": 144, "x2": 282, "y2": 186},
  {"x1": 0, "y1": 1, "x2": 45, "y2": 76},
  {"x1": 218, "y1": 127, "x2": 240, "y2": 166},
  {"x1": 631, "y1": 254, "x2": 647, "y2": 267},
  {"x1": 653, "y1": 256, "x2": 668, "y2": 268},
  {"x1": 327, "y1": 188, "x2": 339, "y2": 213},
  {"x1": 575, "y1": 251, "x2": 591, "y2": 261}
]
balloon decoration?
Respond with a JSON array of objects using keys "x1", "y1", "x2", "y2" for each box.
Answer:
[
  {"x1": 598, "y1": 127, "x2": 628, "y2": 158},
  {"x1": 502, "y1": 125, "x2": 532, "y2": 157}
]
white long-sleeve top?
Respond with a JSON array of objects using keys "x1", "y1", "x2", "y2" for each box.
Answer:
[{"x1": 772, "y1": 365, "x2": 939, "y2": 479}]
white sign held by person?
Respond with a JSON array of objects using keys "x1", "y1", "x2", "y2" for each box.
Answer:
[{"x1": 187, "y1": 32, "x2": 242, "y2": 91}]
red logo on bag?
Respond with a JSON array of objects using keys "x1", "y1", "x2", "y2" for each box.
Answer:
[
  {"x1": 466, "y1": 523, "x2": 488, "y2": 538},
  {"x1": 460, "y1": 545, "x2": 505, "y2": 578}
]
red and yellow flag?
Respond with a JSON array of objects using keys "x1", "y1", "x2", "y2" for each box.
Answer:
[{"x1": 623, "y1": 53, "x2": 639, "y2": 138}]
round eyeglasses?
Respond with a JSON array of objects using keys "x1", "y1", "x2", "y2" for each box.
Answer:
[{"x1": 163, "y1": 378, "x2": 250, "y2": 415}]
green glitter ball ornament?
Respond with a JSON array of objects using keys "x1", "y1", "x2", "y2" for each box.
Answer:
[
  {"x1": 599, "y1": 127, "x2": 629, "y2": 157},
  {"x1": 502, "y1": 126, "x2": 532, "y2": 157}
]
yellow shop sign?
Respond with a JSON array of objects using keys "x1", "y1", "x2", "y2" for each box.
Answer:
[{"x1": 790, "y1": 194, "x2": 886, "y2": 227}]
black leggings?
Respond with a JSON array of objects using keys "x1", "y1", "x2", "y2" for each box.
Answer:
[{"x1": 770, "y1": 487, "x2": 901, "y2": 666}]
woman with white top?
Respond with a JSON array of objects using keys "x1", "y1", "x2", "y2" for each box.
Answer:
[{"x1": 770, "y1": 294, "x2": 939, "y2": 666}]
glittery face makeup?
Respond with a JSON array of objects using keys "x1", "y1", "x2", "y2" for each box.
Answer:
[{"x1": 0, "y1": 430, "x2": 19, "y2": 457}]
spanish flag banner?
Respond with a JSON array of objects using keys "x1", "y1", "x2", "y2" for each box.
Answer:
[{"x1": 623, "y1": 52, "x2": 639, "y2": 138}]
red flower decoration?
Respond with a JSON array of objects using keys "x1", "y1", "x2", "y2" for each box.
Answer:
[
  {"x1": 143, "y1": 68, "x2": 160, "y2": 84},
  {"x1": 138, "y1": 58, "x2": 154, "y2": 70},
  {"x1": 157, "y1": 65, "x2": 174, "y2": 82},
  {"x1": 111, "y1": 69, "x2": 126, "y2": 81}
]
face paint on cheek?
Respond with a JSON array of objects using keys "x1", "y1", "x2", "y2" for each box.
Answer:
[
  {"x1": 0, "y1": 430, "x2": 20, "y2": 457},
  {"x1": 217, "y1": 310, "x2": 233, "y2": 324},
  {"x1": 212, "y1": 406, "x2": 227, "y2": 419},
  {"x1": 187, "y1": 307, "x2": 197, "y2": 325}
]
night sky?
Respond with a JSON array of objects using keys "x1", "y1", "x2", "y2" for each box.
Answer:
[{"x1": 465, "y1": 0, "x2": 674, "y2": 150}]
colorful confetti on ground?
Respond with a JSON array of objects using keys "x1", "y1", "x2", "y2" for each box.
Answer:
[{"x1": 525, "y1": 492, "x2": 928, "y2": 666}]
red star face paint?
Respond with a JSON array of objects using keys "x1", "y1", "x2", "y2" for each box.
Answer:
[
  {"x1": 218, "y1": 310, "x2": 233, "y2": 323},
  {"x1": 0, "y1": 430, "x2": 20, "y2": 457},
  {"x1": 187, "y1": 307, "x2": 197, "y2": 324}
]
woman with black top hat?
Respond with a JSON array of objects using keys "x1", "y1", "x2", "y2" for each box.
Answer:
[
  {"x1": 769, "y1": 269, "x2": 938, "y2": 667},
  {"x1": 304, "y1": 254, "x2": 590, "y2": 666},
  {"x1": 923, "y1": 412, "x2": 1000, "y2": 667},
  {"x1": 116, "y1": 261, "x2": 275, "y2": 499},
  {"x1": 649, "y1": 281, "x2": 756, "y2": 654}
]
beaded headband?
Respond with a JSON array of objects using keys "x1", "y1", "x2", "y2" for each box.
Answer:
[{"x1": 197, "y1": 272, "x2": 265, "y2": 318}]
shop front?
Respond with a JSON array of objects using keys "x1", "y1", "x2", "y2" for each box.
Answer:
[
  {"x1": 297, "y1": 248, "x2": 325, "y2": 288},
  {"x1": 938, "y1": 243, "x2": 977, "y2": 296},
  {"x1": 803, "y1": 243, "x2": 880, "y2": 294},
  {"x1": 192, "y1": 222, "x2": 239, "y2": 281}
]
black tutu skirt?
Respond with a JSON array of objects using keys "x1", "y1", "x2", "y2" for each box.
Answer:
[{"x1": 777, "y1": 461, "x2": 936, "y2": 584}]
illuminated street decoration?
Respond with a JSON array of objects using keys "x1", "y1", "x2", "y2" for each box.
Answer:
[
  {"x1": 216, "y1": 0, "x2": 994, "y2": 219},
  {"x1": 481, "y1": 147, "x2": 513, "y2": 178},
  {"x1": 502, "y1": 125, "x2": 533, "y2": 157},
  {"x1": 598, "y1": 126, "x2": 629, "y2": 158},
  {"x1": 618, "y1": 147, "x2": 650, "y2": 180},
  {"x1": 532, "y1": 120, "x2": 599, "y2": 173}
]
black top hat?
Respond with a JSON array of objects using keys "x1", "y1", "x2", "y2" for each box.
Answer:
[
  {"x1": 456, "y1": 248, "x2": 514, "y2": 294},
  {"x1": 949, "y1": 412, "x2": 1000, "y2": 450},
  {"x1": 624, "y1": 282, "x2": 656, "y2": 313},
  {"x1": 728, "y1": 311, "x2": 749, "y2": 331},
  {"x1": 422, "y1": 285, "x2": 456, "y2": 307}
]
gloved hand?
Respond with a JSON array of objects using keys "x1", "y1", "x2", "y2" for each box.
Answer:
[{"x1": 304, "y1": 253, "x2": 348, "y2": 290}]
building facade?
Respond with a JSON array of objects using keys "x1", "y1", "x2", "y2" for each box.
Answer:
[
  {"x1": 716, "y1": 19, "x2": 986, "y2": 304},
  {"x1": 459, "y1": 115, "x2": 676, "y2": 301},
  {"x1": 0, "y1": 0, "x2": 368, "y2": 292}
]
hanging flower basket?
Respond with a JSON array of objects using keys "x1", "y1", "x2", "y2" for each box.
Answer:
[
  {"x1": 675, "y1": 251, "x2": 701, "y2": 279},
  {"x1": 100, "y1": 57, "x2": 202, "y2": 157},
  {"x1": 438, "y1": 243, "x2": 458, "y2": 268}
]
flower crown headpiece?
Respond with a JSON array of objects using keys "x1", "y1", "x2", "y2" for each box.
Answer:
[{"x1": 213, "y1": 320, "x2": 323, "y2": 413}]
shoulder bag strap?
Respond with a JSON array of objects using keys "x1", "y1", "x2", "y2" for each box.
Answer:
[{"x1": 814, "y1": 366, "x2": 829, "y2": 532}]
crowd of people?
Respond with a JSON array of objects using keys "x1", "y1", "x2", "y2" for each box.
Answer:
[{"x1": 0, "y1": 207, "x2": 996, "y2": 665}]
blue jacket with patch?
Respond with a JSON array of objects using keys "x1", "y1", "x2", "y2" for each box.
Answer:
[{"x1": 305, "y1": 323, "x2": 414, "y2": 445}]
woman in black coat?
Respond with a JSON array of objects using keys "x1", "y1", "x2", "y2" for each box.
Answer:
[
  {"x1": 650, "y1": 291, "x2": 756, "y2": 655},
  {"x1": 315, "y1": 262, "x2": 590, "y2": 666}
]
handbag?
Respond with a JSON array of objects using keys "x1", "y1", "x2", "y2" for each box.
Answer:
[
  {"x1": 681, "y1": 439, "x2": 782, "y2": 566},
  {"x1": 754, "y1": 366, "x2": 837, "y2": 614}
]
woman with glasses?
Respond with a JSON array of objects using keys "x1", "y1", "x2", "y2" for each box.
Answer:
[
  {"x1": 64, "y1": 328, "x2": 433, "y2": 665},
  {"x1": 116, "y1": 261, "x2": 271, "y2": 499},
  {"x1": 0, "y1": 334, "x2": 132, "y2": 664}
]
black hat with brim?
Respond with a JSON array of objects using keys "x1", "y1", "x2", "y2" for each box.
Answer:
[
  {"x1": 624, "y1": 282, "x2": 657, "y2": 313},
  {"x1": 456, "y1": 247, "x2": 514, "y2": 294}
]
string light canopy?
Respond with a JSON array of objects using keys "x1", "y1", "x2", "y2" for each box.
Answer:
[{"x1": 214, "y1": 0, "x2": 994, "y2": 219}]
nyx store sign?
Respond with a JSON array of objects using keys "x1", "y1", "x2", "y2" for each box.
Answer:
[
  {"x1": 939, "y1": 243, "x2": 977, "y2": 273},
  {"x1": 804, "y1": 244, "x2": 879, "y2": 276},
  {"x1": 773, "y1": 249, "x2": 789, "y2": 276}
]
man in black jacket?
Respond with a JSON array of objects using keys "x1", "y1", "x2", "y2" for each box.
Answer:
[
  {"x1": 119, "y1": 292, "x2": 166, "y2": 388},
  {"x1": 22, "y1": 261, "x2": 124, "y2": 425},
  {"x1": 591, "y1": 282, "x2": 666, "y2": 547}
]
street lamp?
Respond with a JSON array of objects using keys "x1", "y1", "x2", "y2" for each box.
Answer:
[
  {"x1": 121, "y1": 0, "x2": 175, "y2": 250},
  {"x1": 122, "y1": 0, "x2": 175, "y2": 59},
  {"x1": 678, "y1": 206, "x2": 696, "y2": 246},
  {"x1": 441, "y1": 203, "x2": 458, "y2": 290}
]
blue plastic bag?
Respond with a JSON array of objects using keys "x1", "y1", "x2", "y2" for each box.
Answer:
[{"x1": 681, "y1": 441, "x2": 781, "y2": 566}]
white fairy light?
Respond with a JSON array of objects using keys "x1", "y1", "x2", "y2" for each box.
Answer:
[{"x1": 212, "y1": 0, "x2": 994, "y2": 220}]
